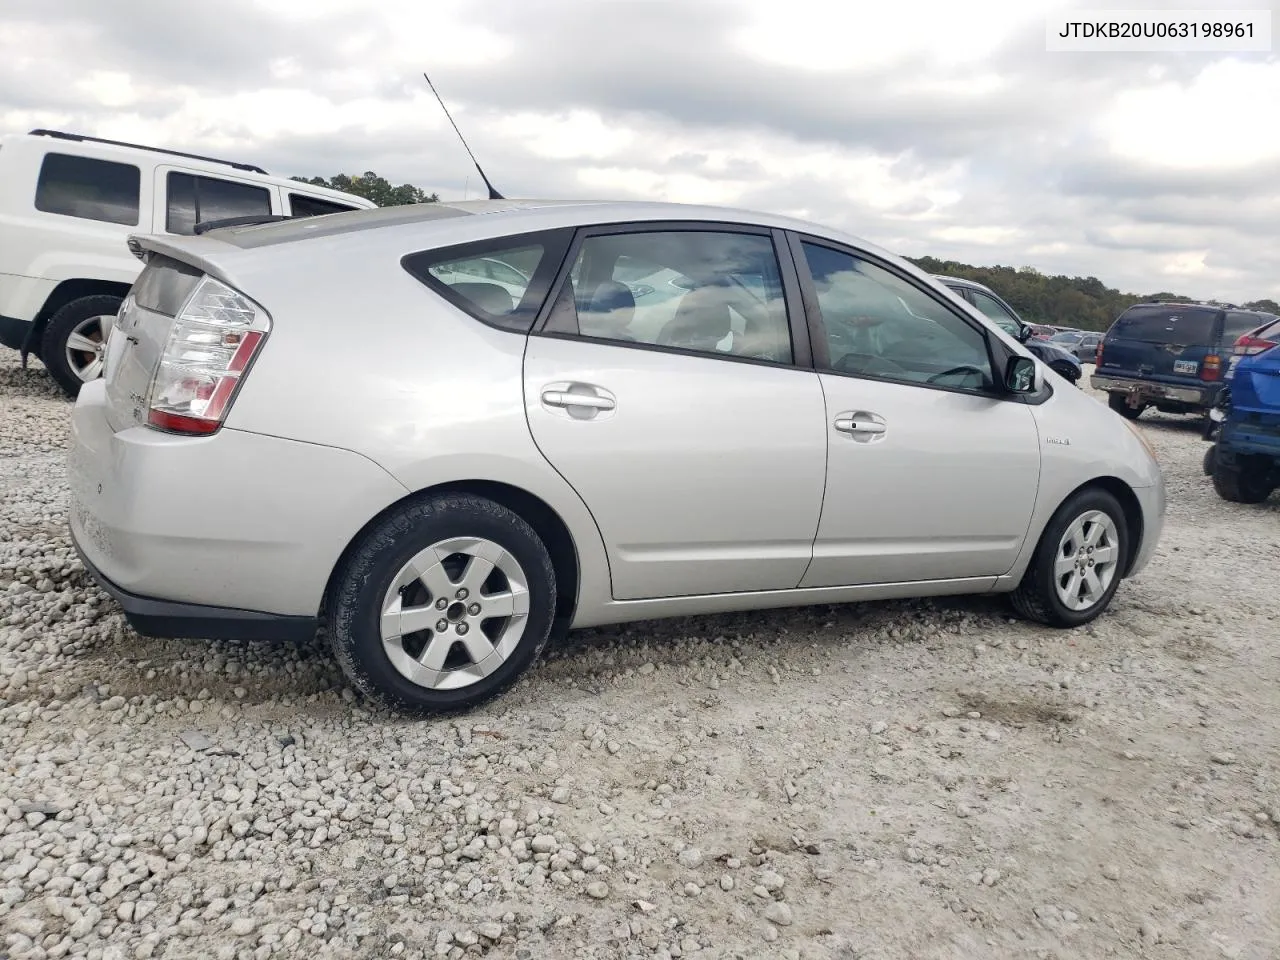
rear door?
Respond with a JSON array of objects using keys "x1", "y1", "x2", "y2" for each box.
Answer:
[
  {"x1": 522, "y1": 223, "x2": 828, "y2": 600},
  {"x1": 1098, "y1": 304, "x2": 1222, "y2": 385}
]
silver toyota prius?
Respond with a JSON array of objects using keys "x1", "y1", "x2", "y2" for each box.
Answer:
[{"x1": 68, "y1": 199, "x2": 1166, "y2": 715}]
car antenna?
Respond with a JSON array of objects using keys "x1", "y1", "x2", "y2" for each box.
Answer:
[{"x1": 423, "y1": 72, "x2": 504, "y2": 200}]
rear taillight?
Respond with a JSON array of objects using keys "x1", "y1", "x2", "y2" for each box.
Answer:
[
  {"x1": 1233, "y1": 334, "x2": 1278, "y2": 356},
  {"x1": 1200, "y1": 354, "x2": 1221, "y2": 382},
  {"x1": 1095, "y1": 341, "x2": 1104, "y2": 365},
  {"x1": 146, "y1": 276, "x2": 269, "y2": 435}
]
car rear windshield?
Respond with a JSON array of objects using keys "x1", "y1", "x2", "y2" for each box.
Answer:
[{"x1": 1110, "y1": 305, "x2": 1218, "y2": 344}]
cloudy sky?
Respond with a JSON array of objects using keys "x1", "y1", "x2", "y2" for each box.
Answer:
[{"x1": 3, "y1": 0, "x2": 1279, "y2": 302}]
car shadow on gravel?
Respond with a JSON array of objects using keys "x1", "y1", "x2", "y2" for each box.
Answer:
[{"x1": 0, "y1": 363, "x2": 66, "y2": 402}]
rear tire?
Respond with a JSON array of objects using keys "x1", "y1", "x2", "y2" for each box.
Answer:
[
  {"x1": 1202, "y1": 444, "x2": 1216, "y2": 476},
  {"x1": 1212, "y1": 456, "x2": 1274, "y2": 504},
  {"x1": 1010, "y1": 487, "x2": 1129, "y2": 628},
  {"x1": 40, "y1": 295, "x2": 122, "y2": 399},
  {"x1": 1108, "y1": 392, "x2": 1144, "y2": 420},
  {"x1": 327, "y1": 493, "x2": 557, "y2": 715}
]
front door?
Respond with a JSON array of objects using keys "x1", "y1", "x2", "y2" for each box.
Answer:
[
  {"x1": 791, "y1": 237, "x2": 1041, "y2": 586},
  {"x1": 524, "y1": 225, "x2": 828, "y2": 600}
]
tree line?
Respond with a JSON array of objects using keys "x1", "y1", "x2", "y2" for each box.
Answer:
[{"x1": 296, "y1": 171, "x2": 1279, "y2": 330}]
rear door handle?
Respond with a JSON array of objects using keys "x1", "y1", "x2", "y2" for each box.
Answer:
[
  {"x1": 834, "y1": 417, "x2": 885, "y2": 435},
  {"x1": 542, "y1": 390, "x2": 615, "y2": 411}
]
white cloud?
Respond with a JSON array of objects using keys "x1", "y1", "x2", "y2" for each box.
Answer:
[{"x1": 1, "y1": 0, "x2": 1279, "y2": 302}]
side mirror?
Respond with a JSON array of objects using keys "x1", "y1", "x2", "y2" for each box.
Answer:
[
  {"x1": 1005, "y1": 355, "x2": 1039, "y2": 394},
  {"x1": 1016, "y1": 325, "x2": 1032, "y2": 343}
]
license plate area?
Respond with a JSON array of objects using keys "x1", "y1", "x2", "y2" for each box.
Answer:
[{"x1": 1173, "y1": 360, "x2": 1198, "y2": 375}]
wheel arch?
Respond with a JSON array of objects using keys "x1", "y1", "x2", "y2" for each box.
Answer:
[
  {"x1": 22, "y1": 280, "x2": 132, "y2": 360},
  {"x1": 321, "y1": 479, "x2": 581, "y2": 624}
]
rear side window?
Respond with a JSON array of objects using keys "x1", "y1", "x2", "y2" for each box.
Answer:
[
  {"x1": 35, "y1": 153, "x2": 140, "y2": 226},
  {"x1": 1110, "y1": 305, "x2": 1218, "y2": 345},
  {"x1": 401, "y1": 229, "x2": 573, "y2": 333},
  {"x1": 1224, "y1": 311, "x2": 1272, "y2": 342},
  {"x1": 166, "y1": 173, "x2": 272, "y2": 235},
  {"x1": 289, "y1": 193, "x2": 358, "y2": 218}
]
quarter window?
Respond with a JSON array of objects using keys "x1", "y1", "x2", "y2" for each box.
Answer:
[
  {"x1": 288, "y1": 193, "x2": 359, "y2": 218},
  {"x1": 35, "y1": 153, "x2": 140, "y2": 226},
  {"x1": 166, "y1": 173, "x2": 272, "y2": 235},
  {"x1": 803, "y1": 243, "x2": 993, "y2": 392},
  {"x1": 547, "y1": 230, "x2": 793, "y2": 364}
]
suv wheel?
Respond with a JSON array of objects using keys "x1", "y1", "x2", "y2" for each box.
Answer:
[
  {"x1": 41, "y1": 295, "x2": 123, "y2": 399},
  {"x1": 1107, "y1": 392, "x2": 1145, "y2": 420},
  {"x1": 1212, "y1": 456, "x2": 1274, "y2": 504},
  {"x1": 1010, "y1": 487, "x2": 1129, "y2": 628},
  {"x1": 328, "y1": 493, "x2": 557, "y2": 715}
]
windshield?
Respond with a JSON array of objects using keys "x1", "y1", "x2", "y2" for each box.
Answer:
[{"x1": 1111, "y1": 304, "x2": 1218, "y2": 344}]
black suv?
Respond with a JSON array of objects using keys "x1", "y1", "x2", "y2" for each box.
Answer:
[{"x1": 1091, "y1": 301, "x2": 1278, "y2": 420}]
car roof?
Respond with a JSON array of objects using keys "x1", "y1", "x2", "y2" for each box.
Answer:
[
  {"x1": 204, "y1": 198, "x2": 899, "y2": 255},
  {"x1": 0, "y1": 129, "x2": 376, "y2": 209}
]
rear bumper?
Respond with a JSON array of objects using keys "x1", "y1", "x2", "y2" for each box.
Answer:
[
  {"x1": 1219, "y1": 418, "x2": 1280, "y2": 459},
  {"x1": 72, "y1": 532, "x2": 318, "y2": 641},
  {"x1": 1091, "y1": 374, "x2": 1219, "y2": 407},
  {"x1": 68, "y1": 380, "x2": 409, "y2": 629}
]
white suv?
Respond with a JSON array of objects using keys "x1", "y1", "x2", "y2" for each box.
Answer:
[{"x1": 0, "y1": 129, "x2": 376, "y2": 396}]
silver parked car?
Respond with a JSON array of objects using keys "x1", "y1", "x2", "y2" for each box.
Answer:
[{"x1": 68, "y1": 200, "x2": 1166, "y2": 715}]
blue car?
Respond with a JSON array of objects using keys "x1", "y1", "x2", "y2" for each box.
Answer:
[{"x1": 1204, "y1": 338, "x2": 1280, "y2": 503}]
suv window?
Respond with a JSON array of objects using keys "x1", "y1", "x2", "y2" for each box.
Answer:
[
  {"x1": 35, "y1": 153, "x2": 140, "y2": 226},
  {"x1": 548, "y1": 230, "x2": 792, "y2": 363},
  {"x1": 166, "y1": 173, "x2": 272, "y2": 235},
  {"x1": 288, "y1": 193, "x2": 359, "y2": 218},
  {"x1": 1224, "y1": 310, "x2": 1270, "y2": 342},
  {"x1": 805, "y1": 244, "x2": 992, "y2": 391},
  {"x1": 1110, "y1": 304, "x2": 1218, "y2": 344}
]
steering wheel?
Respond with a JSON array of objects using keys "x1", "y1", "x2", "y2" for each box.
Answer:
[
  {"x1": 927, "y1": 364, "x2": 986, "y2": 385},
  {"x1": 836, "y1": 352, "x2": 910, "y2": 378}
]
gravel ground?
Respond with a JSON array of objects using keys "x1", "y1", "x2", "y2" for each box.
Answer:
[{"x1": 1, "y1": 354, "x2": 1278, "y2": 960}]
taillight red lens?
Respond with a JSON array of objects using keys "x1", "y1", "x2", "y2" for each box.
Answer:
[
  {"x1": 1095, "y1": 341, "x2": 1104, "y2": 365},
  {"x1": 1201, "y1": 354, "x2": 1221, "y2": 381},
  {"x1": 146, "y1": 277, "x2": 269, "y2": 436},
  {"x1": 1233, "y1": 335, "x2": 1277, "y2": 356}
]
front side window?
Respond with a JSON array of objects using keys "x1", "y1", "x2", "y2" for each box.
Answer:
[
  {"x1": 803, "y1": 243, "x2": 993, "y2": 392},
  {"x1": 547, "y1": 230, "x2": 792, "y2": 363},
  {"x1": 166, "y1": 173, "x2": 271, "y2": 235},
  {"x1": 35, "y1": 153, "x2": 140, "y2": 226},
  {"x1": 966, "y1": 289, "x2": 1023, "y2": 338}
]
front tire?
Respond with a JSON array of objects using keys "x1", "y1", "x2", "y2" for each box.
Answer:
[
  {"x1": 1212, "y1": 456, "x2": 1274, "y2": 504},
  {"x1": 328, "y1": 493, "x2": 557, "y2": 715},
  {"x1": 1108, "y1": 392, "x2": 1144, "y2": 420},
  {"x1": 1010, "y1": 487, "x2": 1129, "y2": 628},
  {"x1": 41, "y1": 295, "x2": 123, "y2": 399},
  {"x1": 1051, "y1": 361, "x2": 1080, "y2": 386}
]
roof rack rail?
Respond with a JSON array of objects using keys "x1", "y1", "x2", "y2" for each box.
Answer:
[{"x1": 27, "y1": 129, "x2": 269, "y2": 175}]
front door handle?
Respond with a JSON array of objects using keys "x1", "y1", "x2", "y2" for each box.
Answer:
[
  {"x1": 542, "y1": 390, "x2": 615, "y2": 411},
  {"x1": 834, "y1": 417, "x2": 886, "y2": 435}
]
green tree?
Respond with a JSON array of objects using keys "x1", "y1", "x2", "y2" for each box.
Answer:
[
  {"x1": 291, "y1": 171, "x2": 439, "y2": 206},
  {"x1": 1243, "y1": 298, "x2": 1280, "y2": 314}
]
